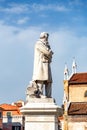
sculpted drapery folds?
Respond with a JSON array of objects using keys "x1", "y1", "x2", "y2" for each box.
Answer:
[{"x1": 32, "y1": 39, "x2": 53, "y2": 81}]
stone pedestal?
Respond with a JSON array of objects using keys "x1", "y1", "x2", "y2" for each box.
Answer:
[{"x1": 20, "y1": 98, "x2": 59, "y2": 130}]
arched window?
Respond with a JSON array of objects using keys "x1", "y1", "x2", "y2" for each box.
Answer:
[{"x1": 84, "y1": 90, "x2": 87, "y2": 97}]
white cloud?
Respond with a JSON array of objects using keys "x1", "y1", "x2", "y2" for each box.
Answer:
[
  {"x1": 54, "y1": 5, "x2": 70, "y2": 12},
  {"x1": 50, "y1": 29, "x2": 87, "y2": 62},
  {"x1": 32, "y1": 3, "x2": 70, "y2": 12},
  {"x1": 0, "y1": 4, "x2": 29, "y2": 14},
  {"x1": 0, "y1": 3, "x2": 70, "y2": 15},
  {"x1": 0, "y1": 22, "x2": 20, "y2": 45},
  {"x1": 17, "y1": 17, "x2": 30, "y2": 25},
  {"x1": 0, "y1": 22, "x2": 41, "y2": 47},
  {"x1": 0, "y1": 22, "x2": 87, "y2": 69},
  {"x1": 69, "y1": 0, "x2": 86, "y2": 6}
]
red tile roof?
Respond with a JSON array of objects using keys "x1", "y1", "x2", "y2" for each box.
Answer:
[
  {"x1": 69, "y1": 73, "x2": 87, "y2": 84},
  {"x1": 0, "y1": 104, "x2": 22, "y2": 115},
  {"x1": 68, "y1": 102, "x2": 87, "y2": 115},
  {"x1": 0, "y1": 104, "x2": 18, "y2": 110}
]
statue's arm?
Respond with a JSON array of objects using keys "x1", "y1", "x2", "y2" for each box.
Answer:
[{"x1": 36, "y1": 42, "x2": 53, "y2": 57}]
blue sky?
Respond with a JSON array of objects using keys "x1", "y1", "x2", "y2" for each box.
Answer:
[{"x1": 0, "y1": 0, "x2": 87, "y2": 105}]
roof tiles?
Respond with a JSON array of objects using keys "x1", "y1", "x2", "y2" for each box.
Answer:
[
  {"x1": 68, "y1": 102, "x2": 87, "y2": 115},
  {"x1": 69, "y1": 73, "x2": 87, "y2": 84},
  {"x1": 0, "y1": 104, "x2": 22, "y2": 116}
]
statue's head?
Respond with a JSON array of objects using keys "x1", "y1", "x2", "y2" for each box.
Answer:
[{"x1": 40, "y1": 32, "x2": 49, "y2": 39}]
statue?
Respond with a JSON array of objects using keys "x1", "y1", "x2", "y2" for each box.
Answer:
[{"x1": 26, "y1": 32, "x2": 53, "y2": 99}]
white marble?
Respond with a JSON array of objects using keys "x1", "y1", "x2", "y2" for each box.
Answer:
[{"x1": 20, "y1": 98, "x2": 59, "y2": 130}]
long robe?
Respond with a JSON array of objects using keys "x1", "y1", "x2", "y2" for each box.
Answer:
[{"x1": 32, "y1": 39, "x2": 53, "y2": 83}]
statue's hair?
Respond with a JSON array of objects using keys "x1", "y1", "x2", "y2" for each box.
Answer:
[{"x1": 40, "y1": 32, "x2": 49, "y2": 38}]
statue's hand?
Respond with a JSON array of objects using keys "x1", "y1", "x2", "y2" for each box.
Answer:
[
  {"x1": 49, "y1": 50, "x2": 54, "y2": 55},
  {"x1": 41, "y1": 54, "x2": 52, "y2": 63}
]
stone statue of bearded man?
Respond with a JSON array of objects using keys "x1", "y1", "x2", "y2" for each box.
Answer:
[{"x1": 32, "y1": 32, "x2": 53, "y2": 98}]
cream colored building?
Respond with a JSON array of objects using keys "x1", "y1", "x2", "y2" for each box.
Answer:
[{"x1": 63, "y1": 72, "x2": 87, "y2": 130}]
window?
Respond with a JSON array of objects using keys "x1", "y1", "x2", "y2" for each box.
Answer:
[
  {"x1": 84, "y1": 90, "x2": 87, "y2": 97},
  {"x1": 7, "y1": 112, "x2": 12, "y2": 123},
  {"x1": 7, "y1": 112, "x2": 11, "y2": 117},
  {"x1": 12, "y1": 126, "x2": 21, "y2": 130}
]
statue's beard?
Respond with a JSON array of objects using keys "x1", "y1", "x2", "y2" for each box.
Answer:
[{"x1": 41, "y1": 38, "x2": 48, "y2": 44}]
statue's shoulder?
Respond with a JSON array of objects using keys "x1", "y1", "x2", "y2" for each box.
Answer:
[{"x1": 36, "y1": 40, "x2": 43, "y2": 46}]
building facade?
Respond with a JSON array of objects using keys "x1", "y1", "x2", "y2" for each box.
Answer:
[
  {"x1": 0, "y1": 100, "x2": 24, "y2": 130},
  {"x1": 63, "y1": 73, "x2": 87, "y2": 130},
  {"x1": 0, "y1": 107, "x2": 3, "y2": 130}
]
